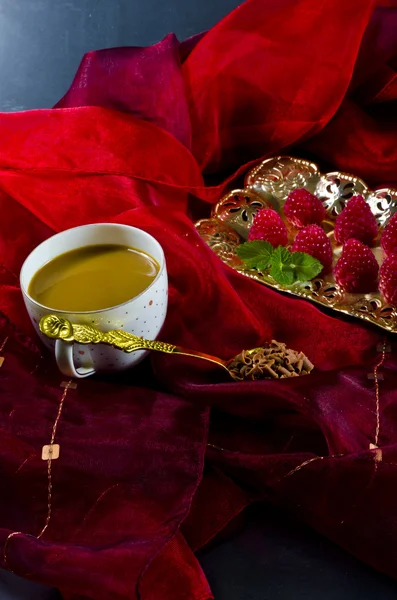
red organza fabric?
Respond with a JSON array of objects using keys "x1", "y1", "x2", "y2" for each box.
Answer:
[{"x1": 1, "y1": 0, "x2": 397, "y2": 598}]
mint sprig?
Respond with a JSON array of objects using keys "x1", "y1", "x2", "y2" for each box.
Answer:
[{"x1": 236, "y1": 241, "x2": 323, "y2": 285}]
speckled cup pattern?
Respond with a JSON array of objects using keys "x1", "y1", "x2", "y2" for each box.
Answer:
[
  {"x1": 20, "y1": 223, "x2": 168, "y2": 374},
  {"x1": 24, "y1": 268, "x2": 168, "y2": 372}
]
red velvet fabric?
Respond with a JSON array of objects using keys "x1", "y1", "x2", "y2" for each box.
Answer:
[{"x1": 1, "y1": 0, "x2": 397, "y2": 598}]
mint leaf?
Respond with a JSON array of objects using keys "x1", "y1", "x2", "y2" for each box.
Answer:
[
  {"x1": 270, "y1": 262, "x2": 295, "y2": 285},
  {"x1": 269, "y1": 246, "x2": 295, "y2": 285},
  {"x1": 236, "y1": 240, "x2": 274, "y2": 269},
  {"x1": 270, "y1": 246, "x2": 292, "y2": 267},
  {"x1": 290, "y1": 251, "x2": 323, "y2": 281},
  {"x1": 256, "y1": 258, "x2": 273, "y2": 271}
]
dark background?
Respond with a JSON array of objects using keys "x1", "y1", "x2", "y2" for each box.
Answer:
[
  {"x1": 1, "y1": 0, "x2": 397, "y2": 598},
  {"x1": 0, "y1": 0, "x2": 242, "y2": 111}
]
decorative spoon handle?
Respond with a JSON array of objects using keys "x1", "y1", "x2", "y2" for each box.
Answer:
[{"x1": 39, "y1": 315, "x2": 228, "y2": 370}]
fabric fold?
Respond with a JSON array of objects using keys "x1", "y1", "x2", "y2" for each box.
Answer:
[{"x1": 1, "y1": 0, "x2": 397, "y2": 598}]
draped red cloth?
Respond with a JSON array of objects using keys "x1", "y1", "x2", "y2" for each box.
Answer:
[{"x1": 1, "y1": 0, "x2": 397, "y2": 598}]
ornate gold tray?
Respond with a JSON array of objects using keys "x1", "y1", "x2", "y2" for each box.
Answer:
[{"x1": 195, "y1": 156, "x2": 397, "y2": 333}]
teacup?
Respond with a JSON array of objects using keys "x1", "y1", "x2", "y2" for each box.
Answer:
[{"x1": 20, "y1": 223, "x2": 168, "y2": 378}]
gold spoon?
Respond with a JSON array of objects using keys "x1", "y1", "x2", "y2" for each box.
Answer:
[{"x1": 39, "y1": 315, "x2": 313, "y2": 382}]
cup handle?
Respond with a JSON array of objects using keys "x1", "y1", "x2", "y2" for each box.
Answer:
[{"x1": 55, "y1": 340, "x2": 96, "y2": 379}]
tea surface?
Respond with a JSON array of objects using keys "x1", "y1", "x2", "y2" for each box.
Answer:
[{"x1": 29, "y1": 244, "x2": 159, "y2": 311}]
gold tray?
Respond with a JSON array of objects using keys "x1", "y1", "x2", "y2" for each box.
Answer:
[{"x1": 195, "y1": 156, "x2": 397, "y2": 334}]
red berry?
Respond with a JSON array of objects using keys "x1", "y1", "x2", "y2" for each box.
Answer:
[
  {"x1": 334, "y1": 239, "x2": 379, "y2": 293},
  {"x1": 379, "y1": 254, "x2": 397, "y2": 304},
  {"x1": 292, "y1": 225, "x2": 333, "y2": 275},
  {"x1": 334, "y1": 195, "x2": 378, "y2": 246},
  {"x1": 381, "y1": 213, "x2": 397, "y2": 256},
  {"x1": 248, "y1": 208, "x2": 288, "y2": 247},
  {"x1": 284, "y1": 188, "x2": 325, "y2": 228}
]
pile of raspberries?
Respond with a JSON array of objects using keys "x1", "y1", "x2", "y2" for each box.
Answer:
[{"x1": 248, "y1": 188, "x2": 397, "y2": 304}]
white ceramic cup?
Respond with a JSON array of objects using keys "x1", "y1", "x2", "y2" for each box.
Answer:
[{"x1": 20, "y1": 223, "x2": 168, "y2": 378}]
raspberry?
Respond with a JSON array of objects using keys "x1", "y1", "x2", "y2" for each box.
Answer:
[
  {"x1": 284, "y1": 188, "x2": 325, "y2": 228},
  {"x1": 379, "y1": 254, "x2": 397, "y2": 304},
  {"x1": 334, "y1": 239, "x2": 379, "y2": 293},
  {"x1": 248, "y1": 208, "x2": 288, "y2": 247},
  {"x1": 380, "y1": 213, "x2": 397, "y2": 256},
  {"x1": 334, "y1": 195, "x2": 378, "y2": 246},
  {"x1": 292, "y1": 225, "x2": 333, "y2": 274}
]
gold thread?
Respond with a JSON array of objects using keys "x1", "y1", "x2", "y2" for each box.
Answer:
[
  {"x1": 61, "y1": 380, "x2": 77, "y2": 389},
  {"x1": 0, "y1": 336, "x2": 9, "y2": 353},
  {"x1": 29, "y1": 355, "x2": 43, "y2": 376},
  {"x1": 2, "y1": 334, "x2": 389, "y2": 566},
  {"x1": 0, "y1": 336, "x2": 9, "y2": 367},
  {"x1": 285, "y1": 456, "x2": 324, "y2": 477},
  {"x1": 373, "y1": 339, "x2": 387, "y2": 448},
  {"x1": 284, "y1": 453, "x2": 345, "y2": 478},
  {"x1": 3, "y1": 532, "x2": 22, "y2": 571},
  {"x1": 37, "y1": 379, "x2": 72, "y2": 540},
  {"x1": 15, "y1": 454, "x2": 35, "y2": 474},
  {"x1": 3, "y1": 378, "x2": 72, "y2": 571},
  {"x1": 206, "y1": 443, "x2": 229, "y2": 452}
]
